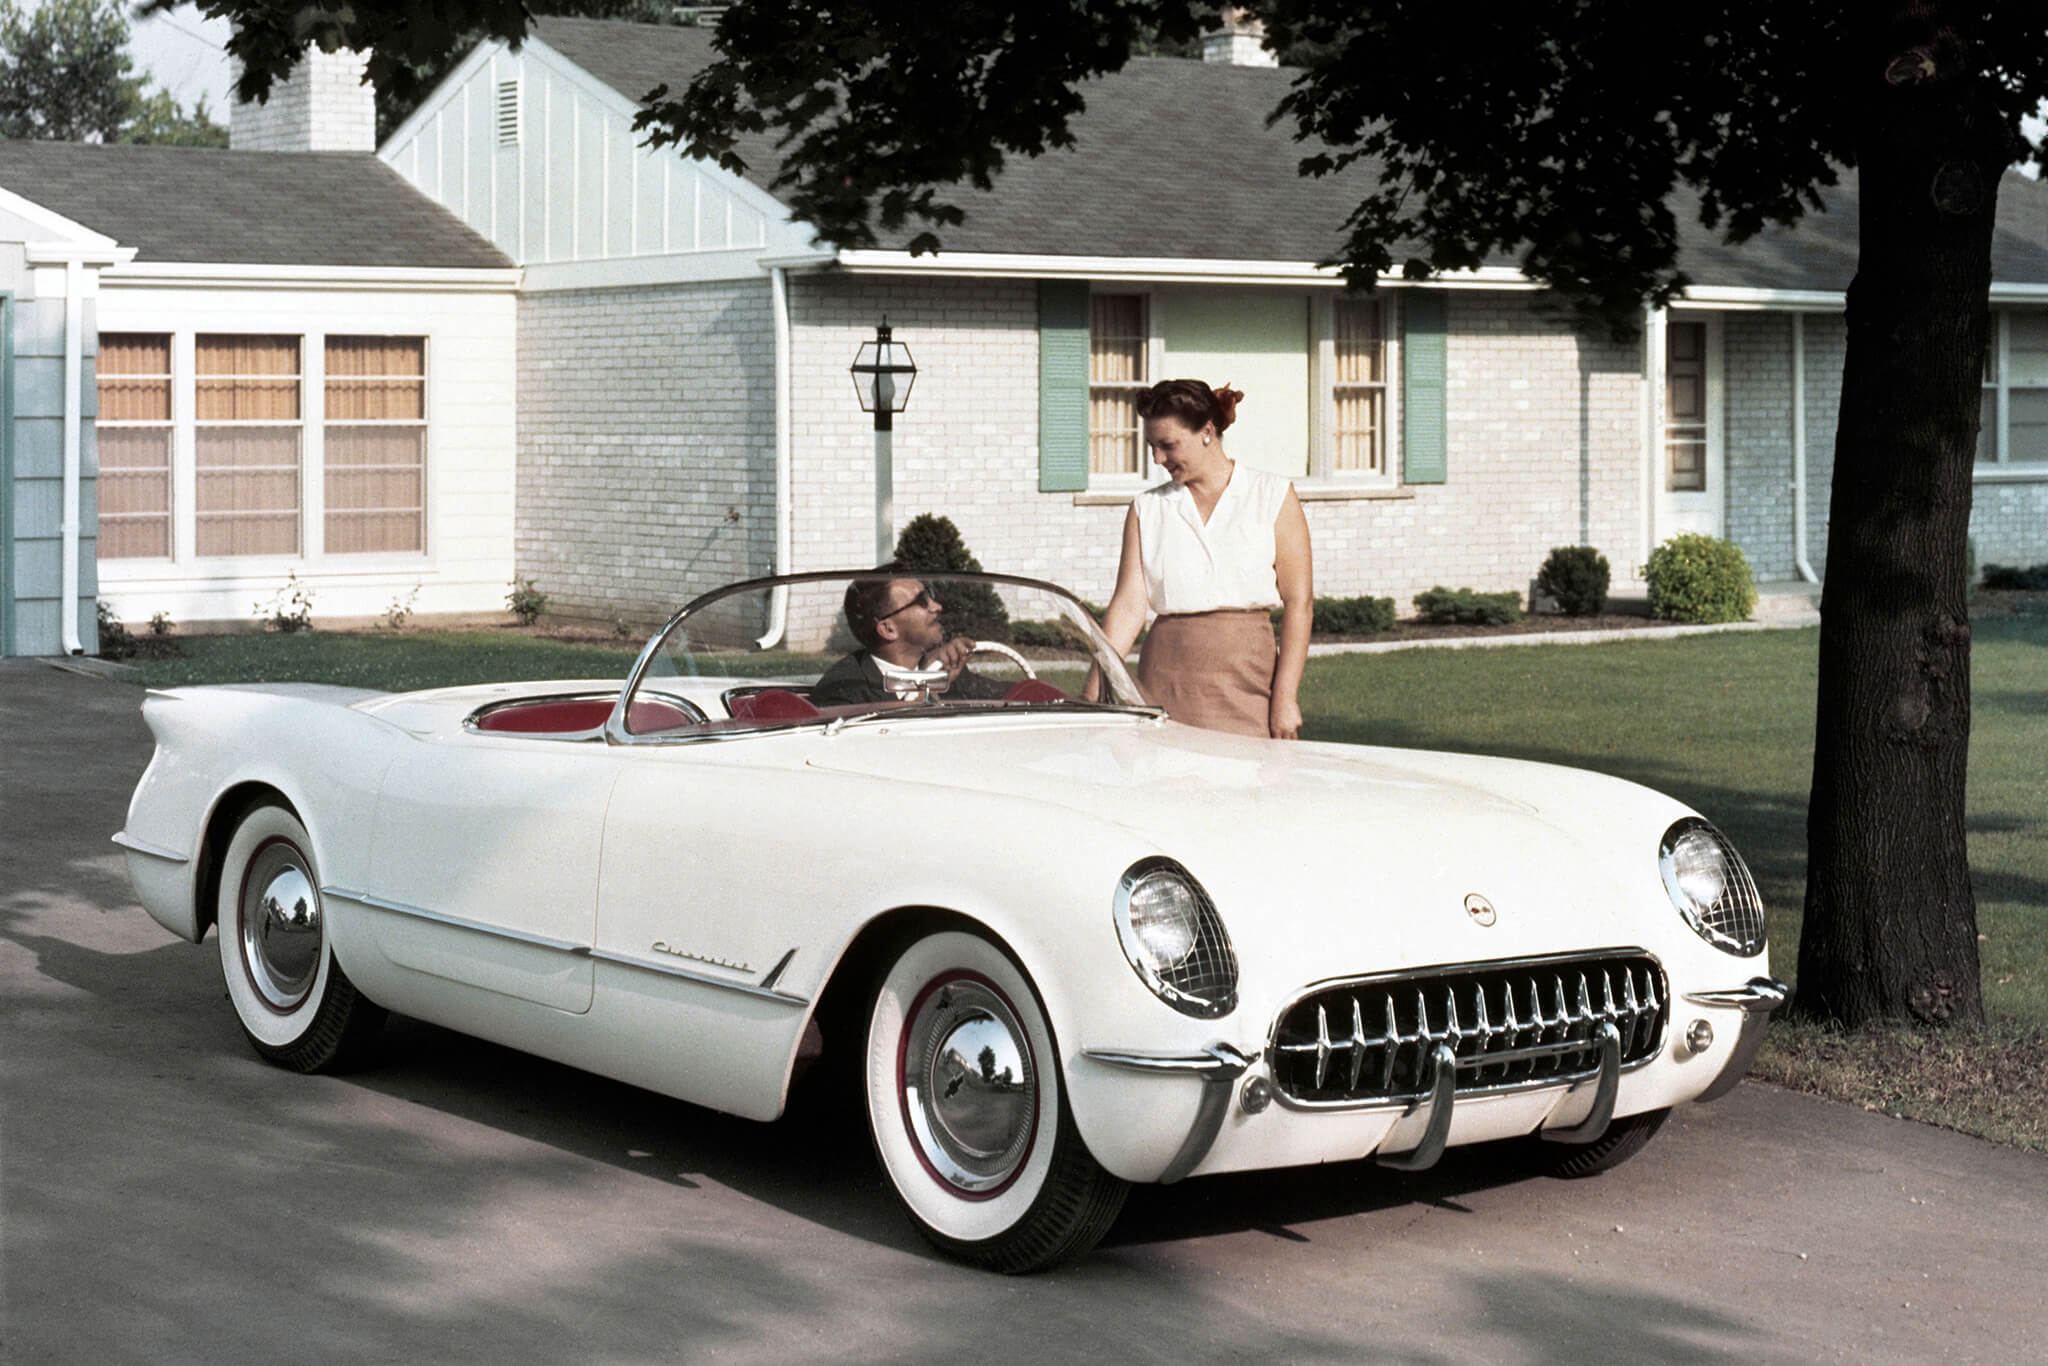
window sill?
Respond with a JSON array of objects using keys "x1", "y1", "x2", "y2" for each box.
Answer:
[
  {"x1": 1071, "y1": 481, "x2": 1416, "y2": 507},
  {"x1": 1973, "y1": 465, "x2": 2048, "y2": 484}
]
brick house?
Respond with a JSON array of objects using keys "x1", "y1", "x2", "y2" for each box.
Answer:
[
  {"x1": 5, "y1": 14, "x2": 2045, "y2": 654},
  {"x1": 380, "y1": 15, "x2": 2048, "y2": 634}
]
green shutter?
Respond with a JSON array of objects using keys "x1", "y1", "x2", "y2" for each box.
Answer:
[
  {"x1": 1402, "y1": 291, "x2": 1448, "y2": 484},
  {"x1": 1038, "y1": 280, "x2": 1090, "y2": 492}
]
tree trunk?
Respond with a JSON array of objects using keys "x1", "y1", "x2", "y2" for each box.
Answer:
[{"x1": 1795, "y1": 11, "x2": 2006, "y2": 1027}]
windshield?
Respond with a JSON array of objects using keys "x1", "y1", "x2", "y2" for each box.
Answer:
[{"x1": 617, "y1": 571, "x2": 1152, "y2": 738}]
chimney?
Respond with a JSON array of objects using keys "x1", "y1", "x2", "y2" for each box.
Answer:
[
  {"x1": 1202, "y1": 8, "x2": 1278, "y2": 67},
  {"x1": 230, "y1": 46, "x2": 377, "y2": 152}
]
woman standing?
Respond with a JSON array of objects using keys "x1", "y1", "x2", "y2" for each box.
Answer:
[{"x1": 1098, "y1": 379, "x2": 1313, "y2": 739}]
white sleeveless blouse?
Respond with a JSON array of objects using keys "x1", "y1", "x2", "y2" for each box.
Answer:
[{"x1": 1133, "y1": 463, "x2": 1292, "y2": 615}]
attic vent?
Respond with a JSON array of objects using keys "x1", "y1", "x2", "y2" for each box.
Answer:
[{"x1": 496, "y1": 80, "x2": 521, "y2": 146}]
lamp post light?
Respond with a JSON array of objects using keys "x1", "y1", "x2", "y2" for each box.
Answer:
[{"x1": 850, "y1": 319, "x2": 918, "y2": 562}]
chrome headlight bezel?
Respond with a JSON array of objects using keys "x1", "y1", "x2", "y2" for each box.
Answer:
[
  {"x1": 1112, "y1": 857, "x2": 1238, "y2": 1018},
  {"x1": 1659, "y1": 818, "x2": 1767, "y2": 957}
]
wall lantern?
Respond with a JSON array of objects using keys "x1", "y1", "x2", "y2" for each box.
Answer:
[{"x1": 850, "y1": 319, "x2": 918, "y2": 562}]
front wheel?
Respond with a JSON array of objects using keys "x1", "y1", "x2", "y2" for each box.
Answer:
[
  {"x1": 1541, "y1": 1107, "x2": 1670, "y2": 1178},
  {"x1": 216, "y1": 805, "x2": 385, "y2": 1072},
  {"x1": 865, "y1": 929, "x2": 1126, "y2": 1272}
]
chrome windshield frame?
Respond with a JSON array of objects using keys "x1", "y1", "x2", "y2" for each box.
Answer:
[{"x1": 603, "y1": 569, "x2": 1157, "y2": 746}]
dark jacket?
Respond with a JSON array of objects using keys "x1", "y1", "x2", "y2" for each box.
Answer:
[{"x1": 811, "y1": 649, "x2": 1011, "y2": 707}]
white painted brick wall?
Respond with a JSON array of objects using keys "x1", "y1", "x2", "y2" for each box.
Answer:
[
  {"x1": 1725, "y1": 313, "x2": 1797, "y2": 579},
  {"x1": 790, "y1": 279, "x2": 1650, "y2": 620},
  {"x1": 516, "y1": 279, "x2": 777, "y2": 624}
]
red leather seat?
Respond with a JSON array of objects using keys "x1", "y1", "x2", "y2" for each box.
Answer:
[
  {"x1": 729, "y1": 689, "x2": 822, "y2": 722},
  {"x1": 1003, "y1": 680, "x2": 1068, "y2": 704}
]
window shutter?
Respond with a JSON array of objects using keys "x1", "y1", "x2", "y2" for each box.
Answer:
[
  {"x1": 1402, "y1": 291, "x2": 1448, "y2": 484},
  {"x1": 1038, "y1": 280, "x2": 1090, "y2": 492}
]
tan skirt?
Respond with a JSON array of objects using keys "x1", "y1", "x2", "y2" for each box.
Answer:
[{"x1": 1139, "y1": 609, "x2": 1277, "y2": 737}]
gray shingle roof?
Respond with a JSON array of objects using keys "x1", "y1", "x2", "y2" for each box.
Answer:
[
  {"x1": 0, "y1": 141, "x2": 511, "y2": 269},
  {"x1": 535, "y1": 14, "x2": 2048, "y2": 289}
]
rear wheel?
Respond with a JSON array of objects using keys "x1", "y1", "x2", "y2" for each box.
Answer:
[
  {"x1": 1542, "y1": 1107, "x2": 1670, "y2": 1178},
  {"x1": 216, "y1": 805, "x2": 384, "y2": 1072},
  {"x1": 864, "y1": 929, "x2": 1126, "y2": 1272}
]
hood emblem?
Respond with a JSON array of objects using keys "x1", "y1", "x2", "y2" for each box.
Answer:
[{"x1": 1464, "y1": 894, "x2": 1498, "y2": 927}]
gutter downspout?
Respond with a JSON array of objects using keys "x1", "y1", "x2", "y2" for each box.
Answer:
[
  {"x1": 755, "y1": 264, "x2": 793, "y2": 649},
  {"x1": 1642, "y1": 305, "x2": 1666, "y2": 580},
  {"x1": 1791, "y1": 311, "x2": 1820, "y2": 584},
  {"x1": 60, "y1": 258, "x2": 83, "y2": 654}
]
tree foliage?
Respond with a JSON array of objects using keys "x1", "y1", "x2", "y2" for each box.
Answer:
[{"x1": 0, "y1": 0, "x2": 225, "y2": 144}]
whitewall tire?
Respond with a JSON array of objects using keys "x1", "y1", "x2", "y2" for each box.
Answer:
[
  {"x1": 865, "y1": 929, "x2": 1126, "y2": 1272},
  {"x1": 216, "y1": 805, "x2": 384, "y2": 1072}
]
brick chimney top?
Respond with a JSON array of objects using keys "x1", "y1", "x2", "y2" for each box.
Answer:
[
  {"x1": 230, "y1": 46, "x2": 377, "y2": 152},
  {"x1": 1203, "y1": 8, "x2": 1278, "y2": 67}
]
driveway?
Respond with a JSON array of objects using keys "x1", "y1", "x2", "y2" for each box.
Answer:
[{"x1": 2, "y1": 657, "x2": 2042, "y2": 1365}]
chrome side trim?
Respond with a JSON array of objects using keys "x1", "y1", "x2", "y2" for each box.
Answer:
[
  {"x1": 323, "y1": 887, "x2": 588, "y2": 954},
  {"x1": 1539, "y1": 1021, "x2": 1621, "y2": 1144},
  {"x1": 1083, "y1": 1044, "x2": 1254, "y2": 1184},
  {"x1": 587, "y1": 948, "x2": 810, "y2": 1007},
  {"x1": 1686, "y1": 976, "x2": 1790, "y2": 1103},
  {"x1": 112, "y1": 831, "x2": 188, "y2": 864},
  {"x1": 1375, "y1": 1043, "x2": 1458, "y2": 1171},
  {"x1": 759, "y1": 947, "x2": 798, "y2": 992}
]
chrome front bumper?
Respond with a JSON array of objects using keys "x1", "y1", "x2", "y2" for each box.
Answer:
[{"x1": 1085, "y1": 975, "x2": 1788, "y2": 1182}]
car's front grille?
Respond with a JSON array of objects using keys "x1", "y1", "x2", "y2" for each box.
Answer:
[{"x1": 1269, "y1": 953, "x2": 1667, "y2": 1107}]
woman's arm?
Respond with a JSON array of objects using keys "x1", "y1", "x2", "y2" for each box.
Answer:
[
  {"x1": 1269, "y1": 487, "x2": 1313, "y2": 739},
  {"x1": 1087, "y1": 506, "x2": 1149, "y2": 700}
]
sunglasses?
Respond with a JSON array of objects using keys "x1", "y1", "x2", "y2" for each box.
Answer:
[{"x1": 875, "y1": 586, "x2": 938, "y2": 622}]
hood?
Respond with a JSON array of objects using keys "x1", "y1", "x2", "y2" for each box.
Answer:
[{"x1": 805, "y1": 717, "x2": 1691, "y2": 1000}]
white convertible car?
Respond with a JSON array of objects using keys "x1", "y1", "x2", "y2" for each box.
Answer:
[{"x1": 117, "y1": 570, "x2": 1785, "y2": 1271}]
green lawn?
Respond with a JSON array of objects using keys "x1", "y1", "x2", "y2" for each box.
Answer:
[{"x1": 129, "y1": 612, "x2": 2048, "y2": 1147}]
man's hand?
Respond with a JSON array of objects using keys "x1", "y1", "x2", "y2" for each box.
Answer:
[{"x1": 923, "y1": 637, "x2": 977, "y2": 678}]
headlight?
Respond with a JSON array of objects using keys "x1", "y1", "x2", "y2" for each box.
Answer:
[
  {"x1": 1113, "y1": 858, "x2": 1238, "y2": 1018},
  {"x1": 1659, "y1": 818, "x2": 1766, "y2": 956}
]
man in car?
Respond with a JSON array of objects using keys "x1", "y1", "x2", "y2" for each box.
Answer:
[{"x1": 812, "y1": 570, "x2": 1011, "y2": 706}]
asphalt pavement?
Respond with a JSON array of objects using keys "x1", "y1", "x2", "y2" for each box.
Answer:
[{"x1": 3, "y1": 656, "x2": 2043, "y2": 1365}]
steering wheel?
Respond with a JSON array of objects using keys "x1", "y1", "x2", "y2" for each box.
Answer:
[{"x1": 966, "y1": 640, "x2": 1036, "y2": 679}]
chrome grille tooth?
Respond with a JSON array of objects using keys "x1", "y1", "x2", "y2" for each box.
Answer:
[
  {"x1": 1347, "y1": 996, "x2": 1368, "y2": 1090},
  {"x1": 1444, "y1": 987, "x2": 1461, "y2": 1057},
  {"x1": 1379, "y1": 995, "x2": 1399, "y2": 1093},
  {"x1": 1314, "y1": 1003, "x2": 1333, "y2": 1090}
]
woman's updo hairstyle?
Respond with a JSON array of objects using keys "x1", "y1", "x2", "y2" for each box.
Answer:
[{"x1": 1136, "y1": 379, "x2": 1244, "y2": 435}]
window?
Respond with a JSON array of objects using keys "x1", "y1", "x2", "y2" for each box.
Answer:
[
  {"x1": 325, "y1": 337, "x2": 427, "y2": 553},
  {"x1": 1331, "y1": 298, "x2": 1388, "y2": 475},
  {"x1": 1089, "y1": 294, "x2": 1148, "y2": 476},
  {"x1": 95, "y1": 334, "x2": 173, "y2": 559},
  {"x1": 1979, "y1": 310, "x2": 2048, "y2": 468},
  {"x1": 196, "y1": 335, "x2": 301, "y2": 557},
  {"x1": 1665, "y1": 321, "x2": 1708, "y2": 491}
]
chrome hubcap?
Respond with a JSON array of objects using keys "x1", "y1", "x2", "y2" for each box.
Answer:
[
  {"x1": 903, "y1": 977, "x2": 1037, "y2": 1193},
  {"x1": 241, "y1": 843, "x2": 321, "y2": 1011}
]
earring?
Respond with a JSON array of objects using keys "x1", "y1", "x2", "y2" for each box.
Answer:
[{"x1": 1202, "y1": 437, "x2": 1211, "y2": 446}]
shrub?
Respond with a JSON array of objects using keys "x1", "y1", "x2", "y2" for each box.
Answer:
[
  {"x1": 507, "y1": 577, "x2": 549, "y2": 626},
  {"x1": 98, "y1": 603, "x2": 182, "y2": 661},
  {"x1": 1010, "y1": 618, "x2": 1089, "y2": 650},
  {"x1": 254, "y1": 572, "x2": 315, "y2": 633},
  {"x1": 1413, "y1": 586, "x2": 1522, "y2": 626},
  {"x1": 1309, "y1": 594, "x2": 1396, "y2": 635},
  {"x1": 1644, "y1": 534, "x2": 1756, "y2": 623},
  {"x1": 96, "y1": 602, "x2": 138, "y2": 660},
  {"x1": 383, "y1": 582, "x2": 421, "y2": 631},
  {"x1": 892, "y1": 513, "x2": 1010, "y2": 642},
  {"x1": 1535, "y1": 545, "x2": 1611, "y2": 616},
  {"x1": 1981, "y1": 562, "x2": 2048, "y2": 590}
]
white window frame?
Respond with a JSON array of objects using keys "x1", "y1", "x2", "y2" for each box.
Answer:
[
  {"x1": 95, "y1": 329, "x2": 435, "y2": 568},
  {"x1": 1311, "y1": 292, "x2": 1401, "y2": 486},
  {"x1": 94, "y1": 333, "x2": 176, "y2": 561},
  {"x1": 1978, "y1": 308, "x2": 2048, "y2": 477},
  {"x1": 1086, "y1": 289, "x2": 1160, "y2": 485},
  {"x1": 322, "y1": 335, "x2": 431, "y2": 555}
]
